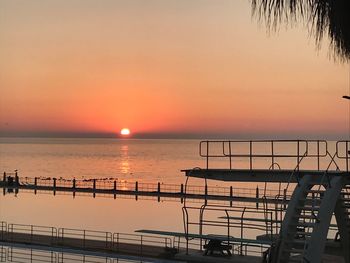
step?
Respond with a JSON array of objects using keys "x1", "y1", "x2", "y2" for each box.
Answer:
[
  {"x1": 287, "y1": 258, "x2": 303, "y2": 263},
  {"x1": 283, "y1": 248, "x2": 305, "y2": 254},
  {"x1": 285, "y1": 239, "x2": 308, "y2": 245},
  {"x1": 297, "y1": 214, "x2": 318, "y2": 220},
  {"x1": 296, "y1": 206, "x2": 320, "y2": 211},
  {"x1": 295, "y1": 222, "x2": 316, "y2": 228},
  {"x1": 295, "y1": 231, "x2": 312, "y2": 237},
  {"x1": 306, "y1": 190, "x2": 324, "y2": 194}
]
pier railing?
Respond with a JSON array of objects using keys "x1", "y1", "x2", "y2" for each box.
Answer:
[
  {"x1": 112, "y1": 233, "x2": 172, "y2": 255},
  {"x1": 7, "y1": 224, "x2": 58, "y2": 246},
  {"x1": 1, "y1": 222, "x2": 172, "y2": 258},
  {"x1": 2, "y1": 246, "x2": 150, "y2": 263},
  {"x1": 58, "y1": 228, "x2": 113, "y2": 250},
  {"x1": 15, "y1": 176, "x2": 293, "y2": 201},
  {"x1": 199, "y1": 140, "x2": 350, "y2": 172}
]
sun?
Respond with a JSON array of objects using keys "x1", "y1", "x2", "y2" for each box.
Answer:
[{"x1": 120, "y1": 128, "x2": 130, "y2": 136}]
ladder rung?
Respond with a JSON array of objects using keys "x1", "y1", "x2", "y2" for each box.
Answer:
[
  {"x1": 295, "y1": 231, "x2": 311, "y2": 236},
  {"x1": 295, "y1": 222, "x2": 315, "y2": 227},
  {"x1": 297, "y1": 214, "x2": 317, "y2": 220},
  {"x1": 283, "y1": 248, "x2": 304, "y2": 254},
  {"x1": 297, "y1": 206, "x2": 319, "y2": 211},
  {"x1": 306, "y1": 190, "x2": 324, "y2": 194}
]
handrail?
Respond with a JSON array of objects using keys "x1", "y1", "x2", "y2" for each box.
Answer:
[
  {"x1": 3, "y1": 222, "x2": 172, "y2": 255},
  {"x1": 336, "y1": 140, "x2": 350, "y2": 172},
  {"x1": 199, "y1": 140, "x2": 329, "y2": 171}
]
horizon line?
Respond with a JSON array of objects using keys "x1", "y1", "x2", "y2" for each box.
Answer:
[{"x1": 0, "y1": 131, "x2": 348, "y2": 140}]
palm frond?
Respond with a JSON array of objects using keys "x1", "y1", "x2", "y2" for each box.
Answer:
[{"x1": 252, "y1": 0, "x2": 350, "y2": 61}]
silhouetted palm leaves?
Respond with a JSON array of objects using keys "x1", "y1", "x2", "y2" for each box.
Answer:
[{"x1": 252, "y1": 0, "x2": 350, "y2": 61}]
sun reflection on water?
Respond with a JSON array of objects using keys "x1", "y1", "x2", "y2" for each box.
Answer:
[{"x1": 120, "y1": 145, "x2": 130, "y2": 175}]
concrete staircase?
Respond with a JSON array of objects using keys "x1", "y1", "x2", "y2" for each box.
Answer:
[{"x1": 274, "y1": 175, "x2": 349, "y2": 263}]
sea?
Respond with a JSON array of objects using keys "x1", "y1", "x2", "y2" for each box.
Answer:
[{"x1": 0, "y1": 138, "x2": 345, "y2": 244}]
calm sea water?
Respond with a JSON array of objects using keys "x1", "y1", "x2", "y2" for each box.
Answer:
[
  {"x1": 0, "y1": 138, "x2": 211, "y2": 238},
  {"x1": 0, "y1": 138, "x2": 344, "y2": 245},
  {"x1": 0, "y1": 138, "x2": 205, "y2": 184}
]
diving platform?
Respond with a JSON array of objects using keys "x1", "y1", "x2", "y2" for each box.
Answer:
[
  {"x1": 182, "y1": 168, "x2": 349, "y2": 183},
  {"x1": 180, "y1": 140, "x2": 350, "y2": 263}
]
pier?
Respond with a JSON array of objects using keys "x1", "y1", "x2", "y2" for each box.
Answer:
[
  {"x1": 2, "y1": 139, "x2": 350, "y2": 262},
  {"x1": 0, "y1": 174, "x2": 294, "y2": 205}
]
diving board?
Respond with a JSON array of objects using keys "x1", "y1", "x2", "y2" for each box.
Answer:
[{"x1": 135, "y1": 229, "x2": 273, "y2": 246}]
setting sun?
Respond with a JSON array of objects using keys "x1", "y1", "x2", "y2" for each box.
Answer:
[{"x1": 120, "y1": 128, "x2": 131, "y2": 136}]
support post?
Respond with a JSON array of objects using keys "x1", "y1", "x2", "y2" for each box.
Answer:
[
  {"x1": 93, "y1": 179, "x2": 96, "y2": 198},
  {"x1": 113, "y1": 181, "x2": 117, "y2": 199},
  {"x1": 53, "y1": 178, "x2": 56, "y2": 196},
  {"x1": 180, "y1": 184, "x2": 184, "y2": 203},
  {"x1": 15, "y1": 170, "x2": 19, "y2": 186},
  {"x1": 157, "y1": 182, "x2": 161, "y2": 202},
  {"x1": 135, "y1": 181, "x2": 138, "y2": 201},
  {"x1": 256, "y1": 186, "x2": 259, "y2": 209},
  {"x1": 34, "y1": 177, "x2": 37, "y2": 195},
  {"x1": 72, "y1": 178, "x2": 76, "y2": 198}
]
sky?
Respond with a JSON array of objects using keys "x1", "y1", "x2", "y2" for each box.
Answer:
[{"x1": 0, "y1": 0, "x2": 349, "y2": 139}]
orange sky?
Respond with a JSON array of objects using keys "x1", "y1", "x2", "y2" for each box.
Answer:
[{"x1": 0, "y1": 0, "x2": 349, "y2": 138}]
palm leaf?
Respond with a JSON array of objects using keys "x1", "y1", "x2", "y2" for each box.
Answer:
[{"x1": 252, "y1": 0, "x2": 350, "y2": 61}]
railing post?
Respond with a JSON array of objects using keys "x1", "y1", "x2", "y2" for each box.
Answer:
[
  {"x1": 346, "y1": 141, "x2": 349, "y2": 172},
  {"x1": 114, "y1": 181, "x2": 117, "y2": 199},
  {"x1": 283, "y1": 188, "x2": 287, "y2": 210},
  {"x1": 72, "y1": 179, "x2": 76, "y2": 198},
  {"x1": 34, "y1": 177, "x2": 37, "y2": 195},
  {"x1": 14, "y1": 171, "x2": 19, "y2": 186},
  {"x1": 206, "y1": 141, "x2": 209, "y2": 170},
  {"x1": 256, "y1": 186, "x2": 259, "y2": 209},
  {"x1": 140, "y1": 235, "x2": 143, "y2": 257},
  {"x1": 271, "y1": 141, "x2": 274, "y2": 168},
  {"x1": 83, "y1": 230, "x2": 86, "y2": 248},
  {"x1": 230, "y1": 186, "x2": 233, "y2": 207},
  {"x1": 53, "y1": 178, "x2": 56, "y2": 196},
  {"x1": 229, "y1": 141, "x2": 232, "y2": 170},
  {"x1": 30, "y1": 225, "x2": 33, "y2": 243},
  {"x1": 93, "y1": 179, "x2": 96, "y2": 198},
  {"x1": 158, "y1": 182, "x2": 161, "y2": 202},
  {"x1": 135, "y1": 181, "x2": 138, "y2": 201},
  {"x1": 250, "y1": 141, "x2": 253, "y2": 170},
  {"x1": 297, "y1": 140, "x2": 300, "y2": 171},
  {"x1": 317, "y1": 140, "x2": 320, "y2": 171}
]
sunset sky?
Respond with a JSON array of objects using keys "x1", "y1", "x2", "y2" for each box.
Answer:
[{"x1": 0, "y1": 0, "x2": 349, "y2": 139}]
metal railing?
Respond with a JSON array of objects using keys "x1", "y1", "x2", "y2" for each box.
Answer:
[
  {"x1": 199, "y1": 140, "x2": 331, "y2": 171},
  {"x1": 7, "y1": 247, "x2": 57, "y2": 263},
  {"x1": 7, "y1": 224, "x2": 57, "y2": 246},
  {"x1": 14, "y1": 176, "x2": 294, "y2": 201},
  {"x1": 336, "y1": 140, "x2": 350, "y2": 172},
  {"x1": 1, "y1": 246, "x2": 150, "y2": 263},
  {"x1": 0, "y1": 247, "x2": 5, "y2": 262},
  {"x1": 58, "y1": 228, "x2": 113, "y2": 250},
  {"x1": 0, "y1": 222, "x2": 6, "y2": 241},
  {"x1": 1, "y1": 222, "x2": 172, "y2": 259},
  {"x1": 112, "y1": 233, "x2": 171, "y2": 256}
]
